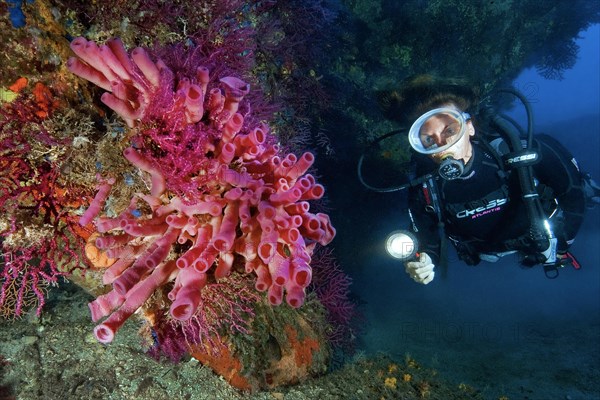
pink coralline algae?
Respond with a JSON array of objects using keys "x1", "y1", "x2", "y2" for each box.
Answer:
[{"x1": 67, "y1": 37, "x2": 336, "y2": 344}]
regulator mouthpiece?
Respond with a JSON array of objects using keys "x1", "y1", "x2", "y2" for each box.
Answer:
[{"x1": 438, "y1": 156, "x2": 465, "y2": 180}]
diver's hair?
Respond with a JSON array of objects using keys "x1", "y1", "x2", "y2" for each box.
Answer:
[{"x1": 378, "y1": 75, "x2": 481, "y2": 126}]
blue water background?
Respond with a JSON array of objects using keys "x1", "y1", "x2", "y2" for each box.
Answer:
[{"x1": 350, "y1": 24, "x2": 599, "y2": 397}]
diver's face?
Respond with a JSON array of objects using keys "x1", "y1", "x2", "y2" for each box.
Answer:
[{"x1": 420, "y1": 113, "x2": 475, "y2": 163}]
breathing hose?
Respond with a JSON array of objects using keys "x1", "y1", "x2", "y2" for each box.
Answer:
[{"x1": 482, "y1": 88, "x2": 554, "y2": 258}]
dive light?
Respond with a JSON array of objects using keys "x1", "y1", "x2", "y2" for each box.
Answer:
[{"x1": 385, "y1": 230, "x2": 419, "y2": 261}]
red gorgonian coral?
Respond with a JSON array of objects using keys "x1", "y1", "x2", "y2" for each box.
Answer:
[{"x1": 0, "y1": 90, "x2": 85, "y2": 318}]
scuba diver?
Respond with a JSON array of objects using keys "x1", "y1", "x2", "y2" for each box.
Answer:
[{"x1": 361, "y1": 76, "x2": 600, "y2": 284}]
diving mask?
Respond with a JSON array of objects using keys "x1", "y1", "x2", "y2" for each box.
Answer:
[{"x1": 408, "y1": 108, "x2": 471, "y2": 155}]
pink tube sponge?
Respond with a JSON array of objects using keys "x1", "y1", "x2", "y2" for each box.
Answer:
[
  {"x1": 93, "y1": 260, "x2": 178, "y2": 343},
  {"x1": 67, "y1": 37, "x2": 157, "y2": 127},
  {"x1": 131, "y1": 47, "x2": 161, "y2": 87},
  {"x1": 71, "y1": 37, "x2": 337, "y2": 344},
  {"x1": 79, "y1": 176, "x2": 115, "y2": 226},
  {"x1": 169, "y1": 267, "x2": 207, "y2": 321},
  {"x1": 219, "y1": 76, "x2": 250, "y2": 114}
]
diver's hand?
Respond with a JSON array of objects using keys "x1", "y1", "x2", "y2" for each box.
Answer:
[{"x1": 405, "y1": 253, "x2": 435, "y2": 284}]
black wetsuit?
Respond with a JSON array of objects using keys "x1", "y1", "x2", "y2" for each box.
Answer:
[{"x1": 408, "y1": 134, "x2": 586, "y2": 266}]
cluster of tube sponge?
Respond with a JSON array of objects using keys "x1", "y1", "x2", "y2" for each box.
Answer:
[{"x1": 68, "y1": 37, "x2": 336, "y2": 344}]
